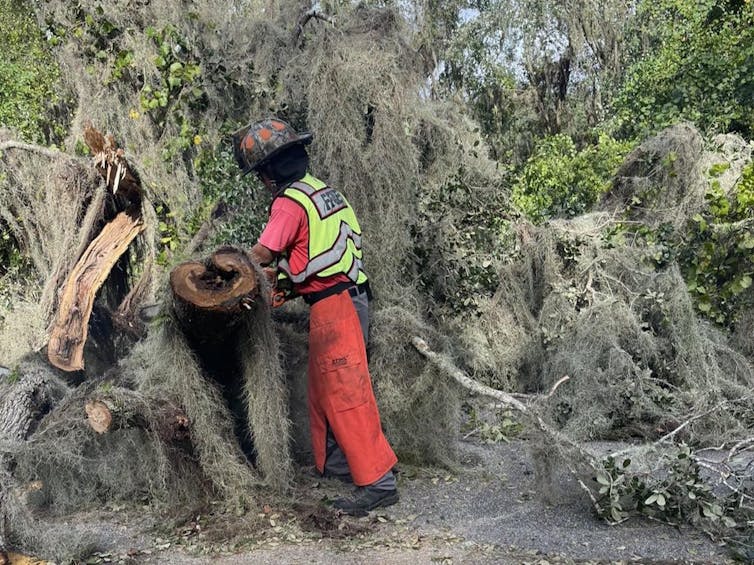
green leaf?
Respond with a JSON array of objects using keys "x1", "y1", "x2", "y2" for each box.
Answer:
[{"x1": 645, "y1": 493, "x2": 658, "y2": 505}]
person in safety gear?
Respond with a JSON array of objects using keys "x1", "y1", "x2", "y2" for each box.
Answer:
[{"x1": 232, "y1": 117, "x2": 399, "y2": 515}]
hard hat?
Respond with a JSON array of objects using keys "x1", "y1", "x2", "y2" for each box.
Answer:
[{"x1": 232, "y1": 118, "x2": 313, "y2": 176}]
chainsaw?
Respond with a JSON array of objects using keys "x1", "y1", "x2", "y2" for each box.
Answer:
[{"x1": 264, "y1": 268, "x2": 296, "y2": 308}]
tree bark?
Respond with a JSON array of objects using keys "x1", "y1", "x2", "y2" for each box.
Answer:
[
  {"x1": 0, "y1": 372, "x2": 67, "y2": 443},
  {"x1": 169, "y1": 247, "x2": 259, "y2": 342}
]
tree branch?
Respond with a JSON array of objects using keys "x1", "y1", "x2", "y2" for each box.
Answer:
[
  {"x1": 410, "y1": 336, "x2": 595, "y2": 467},
  {"x1": 0, "y1": 141, "x2": 62, "y2": 159},
  {"x1": 293, "y1": 8, "x2": 335, "y2": 46}
]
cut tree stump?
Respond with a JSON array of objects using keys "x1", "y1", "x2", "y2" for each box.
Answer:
[
  {"x1": 170, "y1": 246, "x2": 259, "y2": 342},
  {"x1": 85, "y1": 397, "x2": 190, "y2": 443},
  {"x1": 47, "y1": 212, "x2": 145, "y2": 371},
  {"x1": 84, "y1": 399, "x2": 114, "y2": 434}
]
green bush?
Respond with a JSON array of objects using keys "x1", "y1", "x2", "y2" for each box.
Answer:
[
  {"x1": 0, "y1": 0, "x2": 64, "y2": 143},
  {"x1": 614, "y1": 0, "x2": 754, "y2": 138},
  {"x1": 679, "y1": 161, "x2": 754, "y2": 326},
  {"x1": 512, "y1": 133, "x2": 633, "y2": 223},
  {"x1": 414, "y1": 165, "x2": 512, "y2": 314},
  {"x1": 194, "y1": 144, "x2": 268, "y2": 248}
]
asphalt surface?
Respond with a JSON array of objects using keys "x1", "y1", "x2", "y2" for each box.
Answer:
[{"x1": 25, "y1": 438, "x2": 731, "y2": 564}]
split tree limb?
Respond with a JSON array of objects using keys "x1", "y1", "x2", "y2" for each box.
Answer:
[
  {"x1": 47, "y1": 212, "x2": 145, "y2": 371},
  {"x1": 41, "y1": 125, "x2": 148, "y2": 372}
]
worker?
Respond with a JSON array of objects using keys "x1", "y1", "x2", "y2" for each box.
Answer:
[{"x1": 232, "y1": 117, "x2": 398, "y2": 515}]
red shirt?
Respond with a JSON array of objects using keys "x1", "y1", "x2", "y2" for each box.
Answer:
[{"x1": 258, "y1": 195, "x2": 349, "y2": 295}]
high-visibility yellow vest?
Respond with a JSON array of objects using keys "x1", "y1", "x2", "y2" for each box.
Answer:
[{"x1": 277, "y1": 174, "x2": 367, "y2": 285}]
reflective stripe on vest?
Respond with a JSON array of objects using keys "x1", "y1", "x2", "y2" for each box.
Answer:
[{"x1": 277, "y1": 174, "x2": 367, "y2": 285}]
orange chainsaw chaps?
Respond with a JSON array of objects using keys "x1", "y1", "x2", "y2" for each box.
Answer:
[{"x1": 307, "y1": 291, "x2": 397, "y2": 486}]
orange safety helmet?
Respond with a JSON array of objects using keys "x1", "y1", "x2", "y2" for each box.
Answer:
[{"x1": 232, "y1": 118, "x2": 313, "y2": 176}]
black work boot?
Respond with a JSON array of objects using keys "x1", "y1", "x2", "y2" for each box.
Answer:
[{"x1": 332, "y1": 486, "x2": 399, "y2": 516}]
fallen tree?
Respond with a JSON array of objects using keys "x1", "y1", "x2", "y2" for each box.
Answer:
[{"x1": 0, "y1": 0, "x2": 752, "y2": 560}]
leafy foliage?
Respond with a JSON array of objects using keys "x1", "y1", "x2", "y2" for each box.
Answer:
[
  {"x1": 140, "y1": 24, "x2": 206, "y2": 153},
  {"x1": 614, "y1": 0, "x2": 754, "y2": 138},
  {"x1": 594, "y1": 445, "x2": 749, "y2": 538},
  {"x1": 0, "y1": 0, "x2": 65, "y2": 143},
  {"x1": 679, "y1": 162, "x2": 754, "y2": 326},
  {"x1": 462, "y1": 403, "x2": 523, "y2": 444},
  {"x1": 0, "y1": 0, "x2": 65, "y2": 298},
  {"x1": 413, "y1": 164, "x2": 512, "y2": 314},
  {"x1": 195, "y1": 145, "x2": 269, "y2": 248},
  {"x1": 512, "y1": 134, "x2": 633, "y2": 223}
]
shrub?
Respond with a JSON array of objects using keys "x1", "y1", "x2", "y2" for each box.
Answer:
[
  {"x1": 0, "y1": 0, "x2": 64, "y2": 143},
  {"x1": 512, "y1": 133, "x2": 633, "y2": 223},
  {"x1": 613, "y1": 0, "x2": 754, "y2": 138}
]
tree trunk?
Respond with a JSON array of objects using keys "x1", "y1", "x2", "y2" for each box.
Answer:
[
  {"x1": 169, "y1": 246, "x2": 260, "y2": 342},
  {"x1": 0, "y1": 371, "x2": 67, "y2": 443}
]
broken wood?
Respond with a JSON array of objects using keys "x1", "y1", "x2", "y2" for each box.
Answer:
[
  {"x1": 85, "y1": 397, "x2": 190, "y2": 443},
  {"x1": 84, "y1": 122, "x2": 142, "y2": 208},
  {"x1": 47, "y1": 212, "x2": 145, "y2": 371},
  {"x1": 112, "y1": 261, "x2": 154, "y2": 338},
  {"x1": 170, "y1": 246, "x2": 259, "y2": 341},
  {"x1": 42, "y1": 125, "x2": 149, "y2": 372}
]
